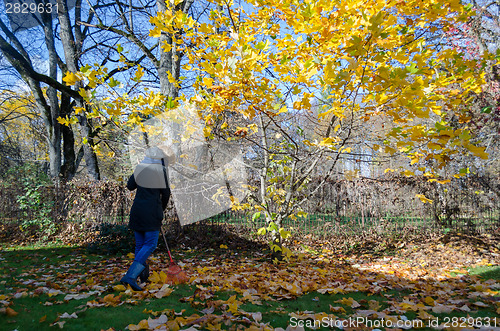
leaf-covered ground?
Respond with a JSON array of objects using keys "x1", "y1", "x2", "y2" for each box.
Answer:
[{"x1": 0, "y1": 232, "x2": 499, "y2": 330}]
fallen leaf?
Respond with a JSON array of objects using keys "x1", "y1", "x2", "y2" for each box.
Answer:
[
  {"x1": 149, "y1": 271, "x2": 161, "y2": 284},
  {"x1": 335, "y1": 297, "x2": 360, "y2": 308},
  {"x1": 60, "y1": 312, "x2": 78, "y2": 319},
  {"x1": 432, "y1": 304, "x2": 455, "y2": 314},
  {"x1": 128, "y1": 319, "x2": 149, "y2": 331},
  {"x1": 473, "y1": 301, "x2": 489, "y2": 308},
  {"x1": 51, "y1": 321, "x2": 66, "y2": 329},
  {"x1": 148, "y1": 314, "x2": 168, "y2": 328},
  {"x1": 249, "y1": 311, "x2": 262, "y2": 322},
  {"x1": 102, "y1": 294, "x2": 121, "y2": 307},
  {"x1": 458, "y1": 304, "x2": 471, "y2": 312},
  {"x1": 5, "y1": 307, "x2": 18, "y2": 316},
  {"x1": 200, "y1": 307, "x2": 215, "y2": 314},
  {"x1": 417, "y1": 310, "x2": 434, "y2": 320},
  {"x1": 329, "y1": 305, "x2": 346, "y2": 313},
  {"x1": 424, "y1": 296, "x2": 435, "y2": 306},
  {"x1": 113, "y1": 285, "x2": 127, "y2": 292},
  {"x1": 368, "y1": 300, "x2": 381, "y2": 311},
  {"x1": 155, "y1": 285, "x2": 173, "y2": 299}
]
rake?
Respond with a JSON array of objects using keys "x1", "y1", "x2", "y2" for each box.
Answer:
[
  {"x1": 160, "y1": 157, "x2": 188, "y2": 284},
  {"x1": 160, "y1": 227, "x2": 188, "y2": 284}
]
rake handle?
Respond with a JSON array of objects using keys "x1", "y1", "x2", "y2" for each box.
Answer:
[{"x1": 160, "y1": 227, "x2": 174, "y2": 264}]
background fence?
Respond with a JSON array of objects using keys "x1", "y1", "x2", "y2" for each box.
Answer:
[
  {"x1": 1, "y1": 175, "x2": 498, "y2": 238},
  {"x1": 206, "y1": 209, "x2": 499, "y2": 237}
]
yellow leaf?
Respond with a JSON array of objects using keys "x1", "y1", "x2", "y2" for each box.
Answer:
[
  {"x1": 159, "y1": 271, "x2": 169, "y2": 284},
  {"x1": 149, "y1": 271, "x2": 161, "y2": 284},
  {"x1": 78, "y1": 88, "x2": 89, "y2": 99},
  {"x1": 113, "y1": 285, "x2": 126, "y2": 292},
  {"x1": 166, "y1": 320, "x2": 180, "y2": 331},
  {"x1": 329, "y1": 305, "x2": 346, "y2": 313},
  {"x1": 57, "y1": 116, "x2": 78, "y2": 126},
  {"x1": 279, "y1": 228, "x2": 291, "y2": 240},
  {"x1": 418, "y1": 310, "x2": 434, "y2": 320},
  {"x1": 149, "y1": 27, "x2": 162, "y2": 38},
  {"x1": 103, "y1": 294, "x2": 121, "y2": 306},
  {"x1": 128, "y1": 319, "x2": 150, "y2": 331},
  {"x1": 427, "y1": 142, "x2": 442, "y2": 150},
  {"x1": 220, "y1": 244, "x2": 228, "y2": 249},
  {"x1": 384, "y1": 146, "x2": 397, "y2": 154},
  {"x1": 416, "y1": 194, "x2": 433, "y2": 204},
  {"x1": 400, "y1": 302, "x2": 417, "y2": 311},
  {"x1": 62, "y1": 72, "x2": 82, "y2": 86},
  {"x1": 277, "y1": 106, "x2": 288, "y2": 114},
  {"x1": 467, "y1": 144, "x2": 489, "y2": 159},
  {"x1": 134, "y1": 66, "x2": 144, "y2": 82},
  {"x1": 424, "y1": 296, "x2": 435, "y2": 306},
  {"x1": 403, "y1": 170, "x2": 414, "y2": 176},
  {"x1": 335, "y1": 297, "x2": 360, "y2": 308},
  {"x1": 203, "y1": 77, "x2": 213, "y2": 87},
  {"x1": 340, "y1": 147, "x2": 351, "y2": 153},
  {"x1": 319, "y1": 137, "x2": 336, "y2": 147},
  {"x1": 227, "y1": 301, "x2": 238, "y2": 314}
]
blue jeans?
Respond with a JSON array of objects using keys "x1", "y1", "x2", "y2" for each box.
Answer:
[{"x1": 134, "y1": 230, "x2": 159, "y2": 265}]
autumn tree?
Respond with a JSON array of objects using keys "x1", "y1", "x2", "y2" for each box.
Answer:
[
  {"x1": 0, "y1": 90, "x2": 47, "y2": 175},
  {"x1": 0, "y1": 0, "x2": 119, "y2": 180},
  {"x1": 141, "y1": 0, "x2": 492, "y2": 258}
]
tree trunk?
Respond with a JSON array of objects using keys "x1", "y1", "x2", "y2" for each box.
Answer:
[
  {"x1": 57, "y1": 0, "x2": 100, "y2": 180},
  {"x1": 155, "y1": 0, "x2": 194, "y2": 233},
  {"x1": 60, "y1": 95, "x2": 77, "y2": 180},
  {"x1": 40, "y1": 3, "x2": 64, "y2": 179}
]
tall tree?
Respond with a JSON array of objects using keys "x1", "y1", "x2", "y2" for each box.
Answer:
[{"x1": 0, "y1": 0, "x2": 102, "y2": 180}]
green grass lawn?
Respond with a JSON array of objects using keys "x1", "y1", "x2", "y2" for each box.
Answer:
[{"x1": 0, "y1": 244, "x2": 498, "y2": 330}]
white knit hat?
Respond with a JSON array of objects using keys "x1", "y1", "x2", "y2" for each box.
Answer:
[
  {"x1": 144, "y1": 146, "x2": 176, "y2": 164},
  {"x1": 144, "y1": 146, "x2": 166, "y2": 159}
]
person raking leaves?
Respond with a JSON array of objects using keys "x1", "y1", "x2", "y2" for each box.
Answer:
[{"x1": 120, "y1": 146, "x2": 173, "y2": 291}]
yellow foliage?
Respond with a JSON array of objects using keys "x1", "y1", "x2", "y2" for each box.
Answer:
[
  {"x1": 62, "y1": 71, "x2": 82, "y2": 86},
  {"x1": 416, "y1": 194, "x2": 433, "y2": 204}
]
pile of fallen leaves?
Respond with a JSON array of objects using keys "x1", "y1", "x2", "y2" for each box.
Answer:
[
  {"x1": 389, "y1": 232, "x2": 500, "y2": 270},
  {"x1": 1, "y1": 229, "x2": 499, "y2": 330}
]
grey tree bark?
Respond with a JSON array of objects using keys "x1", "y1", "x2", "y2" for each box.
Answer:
[{"x1": 57, "y1": 0, "x2": 100, "y2": 179}]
